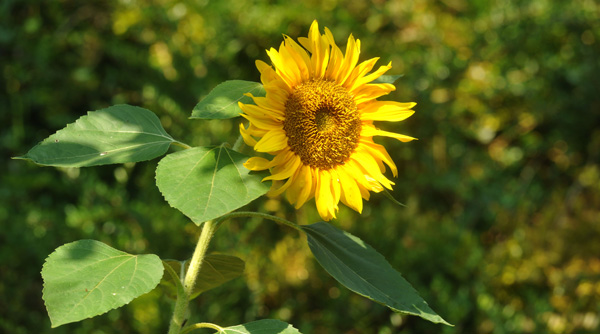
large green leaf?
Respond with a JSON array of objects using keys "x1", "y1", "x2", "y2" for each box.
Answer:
[
  {"x1": 41, "y1": 240, "x2": 164, "y2": 327},
  {"x1": 161, "y1": 254, "x2": 245, "y2": 300},
  {"x1": 155, "y1": 146, "x2": 270, "y2": 224},
  {"x1": 16, "y1": 104, "x2": 176, "y2": 167},
  {"x1": 301, "y1": 222, "x2": 450, "y2": 326},
  {"x1": 190, "y1": 80, "x2": 265, "y2": 119},
  {"x1": 222, "y1": 319, "x2": 302, "y2": 334}
]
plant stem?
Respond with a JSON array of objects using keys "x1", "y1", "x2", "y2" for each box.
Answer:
[
  {"x1": 168, "y1": 220, "x2": 218, "y2": 334},
  {"x1": 167, "y1": 212, "x2": 297, "y2": 333},
  {"x1": 180, "y1": 322, "x2": 224, "y2": 334},
  {"x1": 173, "y1": 141, "x2": 192, "y2": 149}
]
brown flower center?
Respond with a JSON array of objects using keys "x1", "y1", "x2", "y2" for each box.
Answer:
[{"x1": 283, "y1": 79, "x2": 361, "y2": 169}]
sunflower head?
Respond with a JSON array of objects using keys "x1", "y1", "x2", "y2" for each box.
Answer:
[{"x1": 239, "y1": 20, "x2": 416, "y2": 221}]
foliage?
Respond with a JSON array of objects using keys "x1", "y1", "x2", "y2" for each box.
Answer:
[
  {"x1": 155, "y1": 146, "x2": 270, "y2": 224},
  {"x1": 2, "y1": 0, "x2": 599, "y2": 333},
  {"x1": 302, "y1": 222, "x2": 449, "y2": 325},
  {"x1": 42, "y1": 240, "x2": 164, "y2": 327},
  {"x1": 16, "y1": 105, "x2": 177, "y2": 167}
]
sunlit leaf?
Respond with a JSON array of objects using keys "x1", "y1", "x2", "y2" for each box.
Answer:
[
  {"x1": 42, "y1": 240, "x2": 163, "y2": 327},
  {"x1": 161, "y1": 254, "x2": 245, "y2": 300},
  {"x1": 301, "y1": 222, "x2": 451, "y2": 326},
  {"x1": 16, "y1": 104, "x2": 176, "y2": 167},
  {"x1": 191, "y1": 80, "x2": 265, "y2": 119},
  {"x1": 222, "y1": 319, "x2": 302, "y2": 334},
  {"x1": 155, "y1": 146, "x2": 270, "y2": 225}
]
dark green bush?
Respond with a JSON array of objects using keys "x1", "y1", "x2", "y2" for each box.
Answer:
[{"x1": 2, "y1": 0, "x2": 599, "y2": 333}]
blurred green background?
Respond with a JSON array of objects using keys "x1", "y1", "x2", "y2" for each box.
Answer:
[{"x1": 2, "y1": 0, "x2": 599, "y2": 333}]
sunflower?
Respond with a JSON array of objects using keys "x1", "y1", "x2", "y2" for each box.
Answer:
[{"x1": 239, "y1": 20, "x2": 416, "y2": 221}]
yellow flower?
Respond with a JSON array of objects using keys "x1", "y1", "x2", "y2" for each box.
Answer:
[{"x1": 239, "y1": 20, "x2": 416, "y2": 221}]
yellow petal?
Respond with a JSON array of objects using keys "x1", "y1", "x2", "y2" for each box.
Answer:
[
  {"x1": 285, "y1": 174, "x2": 301, "y2": 206},
  {"x1": 244, "y1": 156, "x2": 272, "y2": 171},
  {"x1": 267, "y1": 47, "x2": 296, "y2": 89},
  {"x1": 343, "y1": 158, "x2": 378, "y2": 200},
  {"x1": 353, "y1": 83, "x2": 396, "y2": 105},
  {"x1": 346, "y1": 156, "x2": 387, "y2": 192},
  {"x1": 337, "y1": 166, "x2": 363, "y2": 213},
  {"x1": 295, "y1": 166, "x2": 315, "y2": 208},
  {"x1": 352, "y1": 151, "x2": 394, "y2": 190},
  {"x1": 285, "y1": 164, "x2": 310, "y2": 207},
  {"x1": 240, "y1": 113, "x2": 280, "y2": 131},
  {"x1": 261, "y1": 83, "x2": 290, "y2": 103},
  {"x1": 362, "y1": 125, "x2": 417, "y2": 142},
  {"x1": 239, "y1": 123, "x2": 257, "y2": 147},
  {"x1": 254, "y1": 129, "x2": 288, "y2": 152},
  {"x1": 365, "y1": 174, "x2": 385, "y2": 192},
  {"x1": 256, "y1": 60, "x2": 279, "y2": 85},
  {"x1": 360, "y1": 101, "x2": 416, "y2": 122},
  {"x1": 241, "y1": 102, "x2": 284, "y2": 122},
  {"x1": 315, "y1": 170, "x2": 337, "y2": 221},
  {"x1": 252, "y1": 150, "x2": 293, "y2": 173},
  {"x1": 323, "y1": 27, "x2": 344, "y2": 80},
  {"x1": 358, "y1": 183, "x2": 371, "y2": 200},
  {"x1": 268, "y1": 177, "x2": 295, "y2": 197},
  {"x1": 329, "y1": 169, "x2": 342, "y2": 211},
  {"x1": 351, "y1": 62, "x2": 393, "y2": 90},
  {"x1": 244, "y1": 123, "x2": 268, "y2": 137},
  {"x1": 283, "y1": 35, "x2": 311, "y2": 82},
  {"x1": 336, "y1": 34, "x2": 361, "y2": 85},
  {"x1": 278, "y1": 42, "x2": 303, "y2": 85},
  {"x1": 344, "y1": 57, "x2": 379, "y2": 91},
  {"x1": 257, "y1": 59, "x2": 292, "y2": 95},
  {"x1": 297, "y1": 36, "x2": 311, "y2": 52},
  {"x1": 301, "y1": 20, "x2": 320, "y2": 53},
  {"x1": 249, "y1": 96, "x2": 285, "y2": 118},
  {"x1": 307, "y1": 23, "x2": 330, "y2": 79},
  {"x1": 359, "y1": 140, "x2": 398, "y2": 177},
  {"x1": 263, "y1": 154, "x2": 301, "y2": 181},
  {"x1": 343, "y1": 159, "x2": 373, "y2": 191}
]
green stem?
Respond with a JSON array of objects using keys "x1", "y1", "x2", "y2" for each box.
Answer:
[
  {"x1": 215, "y1": 211, "x2": 302, "y2": 232},
  {"x1": 167, "y1": 212, "x2": 297, "y2": 333},
  {"x1": 173, "y1": 141, "x2": 192, "y2": 149},
  {"x1": 181, "y1": 322, "x2": 224, "y2": 334},
  {"x1": 168, "y1": 221, "x2": 218, "y2": 334}
]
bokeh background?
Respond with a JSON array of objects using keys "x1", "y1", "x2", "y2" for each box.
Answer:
[{"x1": 2, "y1": 0, "x2": 599, "y2": 333}]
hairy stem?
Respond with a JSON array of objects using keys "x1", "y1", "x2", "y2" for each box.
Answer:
[
  {"x1": 173, "y1": 141, "x2": 192, "y2": 149},
  {"x1": 168, "y1": 220, "x2": 218, "y2": 334},
  {"x1": 180, "y1": 322, "x2": 224, "y2": 334}
]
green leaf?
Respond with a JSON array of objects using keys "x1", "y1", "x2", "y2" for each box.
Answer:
[
  {"x1": 222, "y1": 319, "x2": 302, "y2": 334},
  {"x1": 16, "y1": 104, "x2": 176, "y2": 167},
  {"x1": 190, "y1": 80, "x2": 265, "y2": 119},
  {"x1": 373, "y1": 74, "x2": 404, "y2": 84},
  {"x1": 155, "y1": 146, "x2": 270, "y2": 224},
  {"x1": 301, "y1": 222, "x2": 451, "y2": 326},
  {"x1": 161, "y1": 254, "x2": 245, "y2": 300},
  {"x1": 41, "y1": 240, "x2": 164, "y2": 327},
  {"x1": 162, "y1": 261, "x2": 185, "y2": 301}
]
